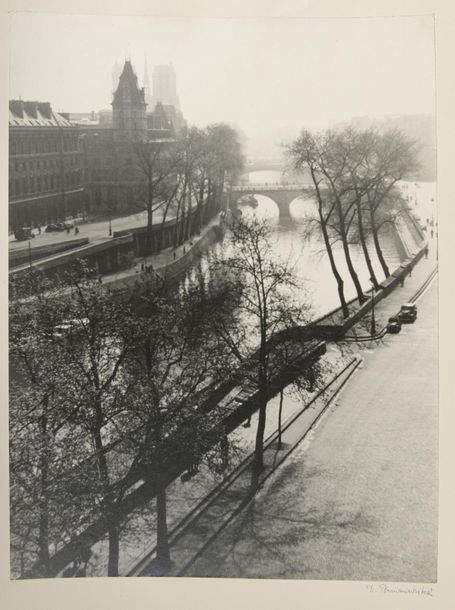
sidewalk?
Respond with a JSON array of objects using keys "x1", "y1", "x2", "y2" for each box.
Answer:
[
  {"x1": 98, "y1": 213, "x2": 222, "y2": 290},
  {"x1": 183, "y1": 250, "x2": 438, "y2": 581}
]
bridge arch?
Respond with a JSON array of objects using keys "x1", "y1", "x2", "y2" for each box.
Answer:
[{"x1": 229, "y1": 185, "x2": 309, "y2": 218}]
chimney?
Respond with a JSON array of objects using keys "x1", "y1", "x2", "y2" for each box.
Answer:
[
  {"x1": 9, "y1": 99, "x2": 24, "y2": 117},
  {"x1": 24, "y1": 101, "x2": 38, "y2": 118},
  {"x1": 37, "y1": 102, "x2": 52, "y2": 118}
]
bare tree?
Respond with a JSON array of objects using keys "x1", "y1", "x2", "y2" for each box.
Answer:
[
  {"x1": 213, "y1": 216, "x2": 311, "y2": 488},
  {"x1": 132, "y1": 140, "x2": 180, "y2": 254},
  {"x1": 286, "y1": 131, "x2": 350, "y2": 316}
]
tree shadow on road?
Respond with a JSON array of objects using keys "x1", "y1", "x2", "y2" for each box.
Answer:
[{"x1": 188, "y1": 461, "x2": 378, "y2": 579}]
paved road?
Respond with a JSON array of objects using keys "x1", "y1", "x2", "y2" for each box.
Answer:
[
  {"x1": 8, "y1": 209, "x2": 170, "y2": 252},
  {"x1": 185, "y1": 266, "x2": 438, "y2": 581}
]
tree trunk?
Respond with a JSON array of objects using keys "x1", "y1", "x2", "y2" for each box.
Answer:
[
  {"x1": 319, "y1": 212, "x2": 349, "y2": 317},
  {"x1": 158, "y1": 200, "x2": 171, "y2": 252},
  {"x1": 251, "y1": 357, "x2": 268, "y2": 490},
  {"x1": 37, "y1": 411, "x2": 50, "y2": 576},
  {"x1": 336, "y1": 199, "x2": 366, "y2": 304},
  {"x1": 92, "y1": 402, "x2": 119, "y2": 577},
  {"x1": 356, "y1": 200, "x2": 379, "y2": 289},
  {"x1": 155, "y1": 477, "x2": 171, "y2": 573},
  {"x1": 277, "y1": 389, "x2": 284, "y2": 450},
  {"x1": 146, "y1": 180, "x2": 153, "y2": 255},
  {"x1": 107, "y1": 525, "x2": 119, "y2": 577},
  {"x1": 251, "y1": 397, "x2": 267, "y2": 489},
  {"x1": 370, "y1": 207, "x2": 390, "y2": 278},
  {"x1": 173, "y1": 195, "x2": 183, "y2": 250}
]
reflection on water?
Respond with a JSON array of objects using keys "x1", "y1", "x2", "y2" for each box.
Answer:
[
  {"x1": 184, "y1": 169, "x2": 404, "y2": 317},
  {"x1": 235, "y1": 192, "x2": 400, "y2": 315}
]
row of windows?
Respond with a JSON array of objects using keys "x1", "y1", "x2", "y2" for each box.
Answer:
[
  {"x1": 9, "y1": 171, "x2": 81, "y2": 198},
  {"x1": 11, "y1": 156, "x2": 80, "y2": 173},
  {"x1": 9, "y1": 133, "x2": 79, "y2": 156}
]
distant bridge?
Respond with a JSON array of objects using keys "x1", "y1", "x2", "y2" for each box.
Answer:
[
  {"x1": 242, "y1": 159, "x2": 287, "y2": 175},
  {"x1": 229, "y1": 182, "x2": 312, "y2": 216}
]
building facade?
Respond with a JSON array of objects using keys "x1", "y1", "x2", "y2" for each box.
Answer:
[
  {"x1": 112, "y1": 60, "x2": 147, "y2": 142},
  {"x1": 80, "y1": 61, "x2": 176, "y2": 215},
  {"x1": 8, "y1": 60, "x2": 186, "y2": 229},
  {"x1": 9, "y1": 100, "x2": 84, "y2": 230}
]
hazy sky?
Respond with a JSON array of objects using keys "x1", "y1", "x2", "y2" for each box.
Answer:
[{"x1": 9, "y1": 13, "x2": 435, "y2": 152}]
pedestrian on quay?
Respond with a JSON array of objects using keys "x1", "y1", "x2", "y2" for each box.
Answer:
[
  {"x1": 425, "y1": 245, "x2": 429, "y2": 259},
  {"x1": 430, "y1": 229, "x2": 434, "y2": 238},
  {"x1": 37, "y1": 224, "x2": 41, "y2": 234},
  {"x1": 173, "y1": 251, "x2": 176, "y2": 260}
]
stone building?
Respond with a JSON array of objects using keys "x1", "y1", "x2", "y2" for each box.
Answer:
[
  {"x1": 9, "y1": 100, "x2": 84, "y2": 229},
  {"x1": 112, "y1": 60, "x2": 147, "y2": 142},
  {"x1": 79, "y1": 60, "x2": 176, "y2": 216},
  {"x1": 8, "y1": 60, "x2": 185, "y2": 228}
]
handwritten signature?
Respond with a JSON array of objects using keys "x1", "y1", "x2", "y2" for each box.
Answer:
[{"x1": 366, "y1": 583, "x2": 434, "y2": 596}]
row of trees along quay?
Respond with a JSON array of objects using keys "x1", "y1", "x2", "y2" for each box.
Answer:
[
  {"x1": 285, "y1": 126, "x2": 419, "y2": 317},
  {"x1": 129, "y1": 123, "x2": 244, "y2": 254},
  {"x1": 9, "y1": 214, "x2": 324, "y2": 578},
  {"x1": 9, "y1": 124, "x2": 417, "y2": 579}
]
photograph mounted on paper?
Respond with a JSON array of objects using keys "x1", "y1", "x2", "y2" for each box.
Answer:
[{"x1": 8, "y1": 13, "x2": 437, "y2": 581}]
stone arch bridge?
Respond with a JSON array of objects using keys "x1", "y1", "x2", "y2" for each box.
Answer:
[{"x1": 229, "y1": 183, "x2": 311, "y2": 217}]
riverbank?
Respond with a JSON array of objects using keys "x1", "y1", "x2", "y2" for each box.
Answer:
[
  {"x1": 186, "y1": 256, "x2": 438, "y2": 581},
  {"x1": 98, "y1": 213, "x2": 224, "y2": 294}
]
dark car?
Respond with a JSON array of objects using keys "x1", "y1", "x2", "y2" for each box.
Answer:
[
  {"x1": 45, "y1": 223, "x2": 59, "y2": 232},
  {"x1": 387, "y1": 316, "x2": 402, "y2": 334},
  {"x1": 14, "y1": 227, "x2": 35, "y2": 241},
  {"x1": 398, "y1": 303, "x2": 417, "y2": 323},
  {"x1": 45, "y1": 222, "x2": 73, "y2": 232}
]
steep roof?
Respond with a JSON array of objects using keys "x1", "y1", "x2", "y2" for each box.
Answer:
[
  {"x1": 9, "y1": 100, "x2": 73, "y2": 127},
  {"x1": 112, "y1": 60, "x2": 145, "y2": 105}
]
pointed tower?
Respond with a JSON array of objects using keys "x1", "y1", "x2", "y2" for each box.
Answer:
[
  {"x1": 112, "y1": 60, "x2": 147, "y2": 142},
  {"x1": 143, "y1": 55, "x2": 152, "y2": 109}
]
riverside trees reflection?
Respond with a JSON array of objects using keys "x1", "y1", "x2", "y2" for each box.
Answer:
[{"x1": 286, "y1": 127, "x2": 419, "y2": 316}]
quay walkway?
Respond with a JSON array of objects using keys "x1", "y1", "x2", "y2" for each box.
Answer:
[{"x1": 183, "y1": 238, "x2": 438, "y2": 581}]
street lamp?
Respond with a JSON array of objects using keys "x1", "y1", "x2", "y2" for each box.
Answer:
[
  {"x1": 370, "y1": 278, "x2": 376, "y2": 336},
  {"x1": 108, "y1": 209, "x2": 112, "y2": 237}
]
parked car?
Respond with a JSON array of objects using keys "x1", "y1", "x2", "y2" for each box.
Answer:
[
  {"x1": 45, "y1": 221, "x2": 73, "y2": 232},
  {"x1": 387, "y1": 316, "x2": 402, "y2": 334},
  {"x1": 14, "y1": 227, "x2": 35, "y2": 241},
  {"x1": 45, "y1": 223, "x2": 59, "y2": 232},
  {"x1": 398, "y1": 303, "x2": 417, "y2": 323}
]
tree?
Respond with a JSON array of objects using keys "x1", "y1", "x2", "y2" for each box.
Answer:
[
  {"x1": 204, "y1": 123, "x2": 244, "y2": 218},
  {"x1": 213, "y1": 216, "x2": 311, "y2": 488},
  {"x1": 362, "y1": 129, "x2": 419, "y2": 278},
  {"x1": 286, "y1": 127, "x2": 419, "y2": 314},
  {"x1": 122, "y1": 278, "x2": 235, "y2": 572},
  {"x1": 9, "y1": 271, "x2": 103, "y2": 577},
  {"x1": 286, "y1": 130, "x2": 351, "y2": 316},
  {"x1": 132, "y1": 140, "x2": 180, "y2": 254}
]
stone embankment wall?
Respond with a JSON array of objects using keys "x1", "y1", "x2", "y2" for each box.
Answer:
[
  {"x1": 9, "y1": 237, "x2": 89, "y2": 268},
  {"x1": 309, "y1": 209, "x2": 428, "y2": 337},
  {"x1": 106, "y1": 222, "x2": 224, "y2": 295}
]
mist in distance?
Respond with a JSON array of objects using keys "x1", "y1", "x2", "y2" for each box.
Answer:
[{"x1": 10, "y1": 13, "x2": 436, "y2": 158}]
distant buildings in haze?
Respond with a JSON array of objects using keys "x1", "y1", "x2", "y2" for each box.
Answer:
[{"x1": 8, "y1": 58, "x2": 186, "y2": 229}]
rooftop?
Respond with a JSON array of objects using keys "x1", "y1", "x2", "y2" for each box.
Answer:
[{"x1": 9, "y1": 100, "x2": 73, "y2": 128}]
